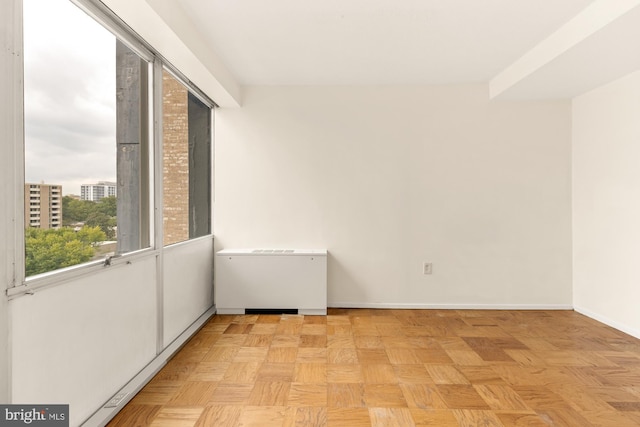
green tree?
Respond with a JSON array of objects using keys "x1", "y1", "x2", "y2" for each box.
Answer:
[
  {"x1": 25, "y1": 226, "x2": 107, "y2": 276},
  {"x1": 86, "y1": 211, "x2": 116, "y2": 240},
  {"x1": 97, "y1": 196, "x2": 117, "y2": 217},
  {"x1": 62, "y1": 196, "x2": 117, "y2": 239},
  {"x1": 76, "y1": 226, "x2": 108, "y2": 245},
  {"x1": 62, "y1": 196, "x2": 93, "y2": 225}
]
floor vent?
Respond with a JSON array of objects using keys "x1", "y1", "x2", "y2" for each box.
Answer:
[{"x1": 245, "y1": 308, "x2": 299, "y2": 315}]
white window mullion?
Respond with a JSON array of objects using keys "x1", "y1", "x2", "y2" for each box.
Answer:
[{"x1": 1, "y1": 0, "x2": 25, "y2": 290}]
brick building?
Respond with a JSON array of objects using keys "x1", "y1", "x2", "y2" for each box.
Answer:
[{"x1": 162, "y1": 71, "x2": 190, "y2": 246}]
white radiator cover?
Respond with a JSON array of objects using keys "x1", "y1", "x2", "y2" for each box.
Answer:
[{"x1": 215, "y1": 249, "x2": 327, "y2": 315}]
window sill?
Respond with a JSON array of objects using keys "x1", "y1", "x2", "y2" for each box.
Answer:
[{"x1": 6, "y1": 247, "x2": 158, "y2": 300}]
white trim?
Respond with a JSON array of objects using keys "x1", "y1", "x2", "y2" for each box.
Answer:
[
  {"x1": 71, "y1": 0, "x2": 154, "y2": 62},
  {"x1": 8, "y1": 248, "x2": 160, "y2": 299},
  {"x1": 101, "y1": 0, "x2": 241, "y2": 107},
  {"x1": 574, "y1": 305, "x2": 640, "y2": 340},
  {"x1": 0, "y1": 0, "x2": 22, "y2": 402},
  {"x1": 81, "y1": 306, "x2": 216, "y2": 427},
  {"x1": 153, "y1": 58, "x2": 165, "y2": 355},
  {"x1": 162, "y1": 234, "x2": 214, "y2": 252},
  {"x1": 2, "y1": 0, "x2": 25, "y2": 291},
  {"x1": 328, "y1": 302, "x2": 574, "y2": 310},
  {"x1": 300, "y1": 309, "x2": 327, "y2": 315}
]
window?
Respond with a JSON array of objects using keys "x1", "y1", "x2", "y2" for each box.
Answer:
[
  {"x1": 162, "y1": 70, "x2": 212, "y2": 246},
  {"x1": 23, "y1": 0, "x2": 151, "y2": 277},
  {"x1": 20, "y1": 0, "x2": 214, "y2": 283}
]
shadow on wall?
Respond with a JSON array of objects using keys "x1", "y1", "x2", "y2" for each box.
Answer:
[{"x1": 327, "y1": 252, "x2": 369, "y2": 306}]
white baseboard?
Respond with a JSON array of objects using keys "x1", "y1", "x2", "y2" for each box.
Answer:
[
  {"x1": 328, "y1": 302, "x2": 574, "y2": 310},
  {"x1": 81, "y1": 306, "x2": 216, "y2": 427},
  {"x1": 574, "y1": 305, "x2": 640, "y2": 339}
]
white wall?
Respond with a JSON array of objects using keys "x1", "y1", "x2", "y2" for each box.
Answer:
[
  {"x1": 11, "y1": 257, "x2": 157, "y2": 426},
  {"x1": 163, "y1": 237, "x2": 214, "y2": 346},
  {"x1": 215, "y1": 84, "x2": 573, "y2": 308},
  {"x1": 573, "y1": 70, "x2": 640, "y2": 338}
]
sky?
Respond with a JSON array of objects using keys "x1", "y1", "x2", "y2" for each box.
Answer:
[{"x1": 24, "y1": 0, "x2": 116, "y2": 195}]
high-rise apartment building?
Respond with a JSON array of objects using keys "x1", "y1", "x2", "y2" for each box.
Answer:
[
  {"x1": 80, "y1": 181, "x2": 117, "y2": 201},
  {"x1": 24, "y1": 183, "x2": 62, "y2": 229}
]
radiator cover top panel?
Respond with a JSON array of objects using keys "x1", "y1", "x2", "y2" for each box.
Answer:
[{"x1": 217, "y1": 248, "x2": 326, "y2": 256}]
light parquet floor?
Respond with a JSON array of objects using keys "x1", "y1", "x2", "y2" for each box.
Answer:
[{"x1": 108, "y1": 309, "x2": 640, "y2": 426}]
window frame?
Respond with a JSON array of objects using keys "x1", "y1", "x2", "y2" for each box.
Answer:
[
  {"x1": 7, "y1": 0, "x2": 216, "y2": 298},
  {"x1": 160, "y1": 66, "x2": 215, "y2": 248}
]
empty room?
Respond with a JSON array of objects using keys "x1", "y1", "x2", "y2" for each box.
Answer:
[{"x1": 1, "y1": 0, "x2": 640, "y2": 426}]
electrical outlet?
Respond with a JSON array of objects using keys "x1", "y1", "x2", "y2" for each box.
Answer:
[{"x1": 423, "y1": 262, "x2": 432, "y2": 275}]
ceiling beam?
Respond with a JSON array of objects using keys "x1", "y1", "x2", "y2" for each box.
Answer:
[{"x1": 490, "y1": 0, "x2": 640, "y2": 100}]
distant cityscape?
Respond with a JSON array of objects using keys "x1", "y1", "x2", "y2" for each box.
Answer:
[
  {"x1": 24, "y1": 181, "x2": 117, "y2": 229},
  {"x1": 80, "y1": 181, "x2": 117, "y2": 202}
]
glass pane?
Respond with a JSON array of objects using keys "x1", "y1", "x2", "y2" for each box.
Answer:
[
  {"x1": 162, "y1": 70, "x2": 211, "y2": 246},
  {"x1": 23, "y1": 0, "x2": 149, "y2": 277}
]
